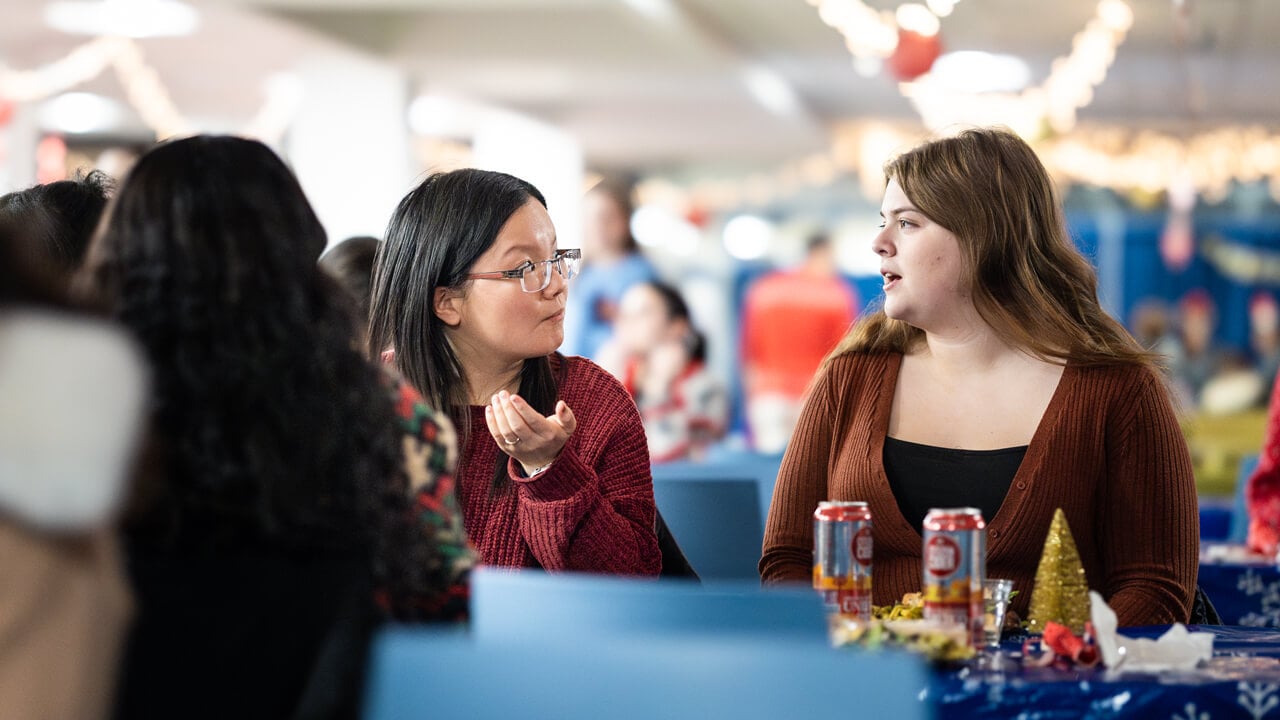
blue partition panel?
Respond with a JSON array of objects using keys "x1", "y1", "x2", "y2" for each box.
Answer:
[
  {"x1": 364, "y1": 630, "x2": 931, "y2": 720},
  {"x1": 471, "y1": 568, "x2": 828, "y2": 645}
]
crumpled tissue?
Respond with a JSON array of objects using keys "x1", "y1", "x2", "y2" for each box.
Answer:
[{"x1": 1090, "y1": 591, "x2": 1213, "y2": 671}]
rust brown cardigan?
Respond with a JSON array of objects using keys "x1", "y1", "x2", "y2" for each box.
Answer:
[{"x1": 760, "y1": 351, "x2": 1198, "y2": 626}]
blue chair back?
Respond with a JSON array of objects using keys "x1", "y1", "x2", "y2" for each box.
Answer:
[
  {"x1": 363, "y1": 630, "x2": 930, "y2": 720},
  {"x1": 471, "y1": 568, "x2": 828, "y2": 644},
  {"x1": 1230, "y1": 453, "x2": 1262, "y2": 543},
  {"x1": 652, "y1": 476, "x2": 761, "y2": 580},
  {"x1": 650, "y1": 454, "x2": 783, "y2": 581}
]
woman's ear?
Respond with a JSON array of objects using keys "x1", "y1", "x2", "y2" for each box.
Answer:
[{"x1": 434, "y1": 286, "x2": 462, "y2": 327}]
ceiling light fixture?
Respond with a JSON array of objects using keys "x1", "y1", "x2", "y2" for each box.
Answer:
[
  {"x1": 44, "y1": 0, "x2": 200, "y2": 39},
  {"x1": 928, "y1": 51, "x2": 1031, "y2": 93},
  {"x1": 742, "y1": 66, "x2": 800, "y2": 117}
]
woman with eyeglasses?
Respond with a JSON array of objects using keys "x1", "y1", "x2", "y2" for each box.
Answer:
[{"x1": 369, "y1": 168, "x2": 661, "y2": 575}]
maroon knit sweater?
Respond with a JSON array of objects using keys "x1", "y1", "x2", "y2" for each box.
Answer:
[
  {"x1": 760, "y1": 352, "x2": 1199, "y2": 626},
  {"x1": 457, "y1": 356, "x2": 660, "y2": 575}
]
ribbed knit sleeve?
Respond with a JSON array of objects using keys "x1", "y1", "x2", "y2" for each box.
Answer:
[
  {"x1": 759, "y1": 358, "x2": 839, "y2": 584},
  {"x1": 459, "y1": 357, "x2": 660, "y2": 576},
  {"x1": 1098, "y1": 367, "x2": 1198, "y2": 625}
]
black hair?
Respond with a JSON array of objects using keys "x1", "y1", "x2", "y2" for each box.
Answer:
[
  {"x1": 0, "y1": 169, "x2": 112, "y2": 277},
  {"x1": 640, "y1": 280, "x2": 706, "y2": 363},
  {"x1": 368, "y1": 168, "x2": 560, "y2": 489},
  {"x1": 320, "y1": 235, "x2": 381, "y2": 333},
  {"x1": 84, "y1": 135, "x2": 447, "y2": 619}
]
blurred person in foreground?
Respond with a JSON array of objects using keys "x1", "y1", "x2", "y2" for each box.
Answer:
[
  {"x1": 0, "y1": 240, "x2": 145, "y2": 719},
  {"x1": 598, "y1": 280, "x2": 728, "y2": 463},
  {"x1": 0, "y1": 169, "x2": 113, "y2": 279},
  {"x1": 760, "y1": 127, "x2": 1198, "y2": 627},
  {"x1": 81, "y1": 135, "x2": 472, "y2": 719},
  {"x1": 320, "y1": 234, "x2": 381, "y2": 342},
  {"x1": 561, "y1": 179, "x2": 657, "y2": 360},
  {"x1": 368, "y1": 168, "x2": 660, "y2": 575},
  {"x1": 740, "y1": 232, "x2": 858, "y2": 454}
]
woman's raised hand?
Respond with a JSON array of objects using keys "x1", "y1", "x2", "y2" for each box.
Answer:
[{"x1": 484, "y1": 390, "x2": 577, "y2": 475}]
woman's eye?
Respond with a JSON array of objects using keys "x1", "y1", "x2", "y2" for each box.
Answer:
[
  {"x1": 898, "y1": 219, "x2": 913, "y2": 229},
  {"x1": 877, "y1": 222, "x2": 886, "y2": 229}
]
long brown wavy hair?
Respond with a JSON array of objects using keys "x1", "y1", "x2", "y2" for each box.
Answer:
[{"x1": 834, "y1": 127, "x2": 1156, "y2": 369}]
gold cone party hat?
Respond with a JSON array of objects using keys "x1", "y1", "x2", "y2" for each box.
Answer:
[{"x1": 1026, "y1": 508, "x2": 1091, "y2": 635}]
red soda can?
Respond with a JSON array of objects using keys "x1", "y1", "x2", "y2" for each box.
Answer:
[
  {"x1": 922, "y1": 507, "x2": 986, "y2": 647},
  {"x1": 812, "y1": 501, "x2": 873, "y2": 619}
]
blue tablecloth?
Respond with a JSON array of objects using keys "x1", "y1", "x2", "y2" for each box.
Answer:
[
  {"x1": 1201, "y1": 560, "x2": 1280, "y2": 627},
  {"x1": 931, "y1": 626, "x2": 1280, "y2": 719}
]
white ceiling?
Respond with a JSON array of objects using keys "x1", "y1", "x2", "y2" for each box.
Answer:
[{"x1": 3, "y1": 0, "x2": 1279, "y2": 175}]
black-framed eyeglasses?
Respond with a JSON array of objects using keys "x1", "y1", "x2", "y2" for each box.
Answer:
[{"x1": 467, "y1": 248, "x2": 582, "y2": 293}]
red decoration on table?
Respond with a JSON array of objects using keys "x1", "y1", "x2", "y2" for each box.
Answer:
[
  {"x1": 1038, "y1": 621, "x2": 1100, "y2": 667},
  {"x1": 887, "y1": 30, "x2": 942, "y2": 82}
]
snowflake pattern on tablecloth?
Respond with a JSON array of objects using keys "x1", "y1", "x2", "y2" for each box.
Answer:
[
  {"x1": 1239, "y1": 682, "x2": 1280, "y2": 720},
  {"x1": 1236, "y1": 570, "x2": 1280, "y2": 627},
  {"x1": 1172, "y1": 701, "x2": 1210, "y2": 720}
]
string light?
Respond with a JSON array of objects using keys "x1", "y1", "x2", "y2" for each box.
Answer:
[
  {"x1": 0, "y1": 35, "x2": 299, "y2": 144},
  {"x1": 898, "y1": 0, "x2": 1133, "y2": 136},
  {"x1": 636, "y1": 121, "x2": 1280, "y2": 217},
  {"x1": 809, "y1": 0, "x2": 961, "y2": 76}
]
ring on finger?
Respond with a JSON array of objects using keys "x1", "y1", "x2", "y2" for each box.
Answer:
[{"x1": 504, "y1": 436, "x2": 521, "y2": 446}]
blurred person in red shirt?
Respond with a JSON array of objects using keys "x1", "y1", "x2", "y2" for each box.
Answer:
[{"x1": 740, "y1": 232, "x2": 858, "y2": 453}]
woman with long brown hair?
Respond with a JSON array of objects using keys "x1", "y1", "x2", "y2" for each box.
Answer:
[{"x1": 760, "y1": 127, "x2": 1197, "y2": 627}]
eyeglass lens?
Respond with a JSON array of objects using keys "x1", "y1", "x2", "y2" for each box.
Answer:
[{"x1": 520, "y1": 253, "x2": 581, "y2": 292}]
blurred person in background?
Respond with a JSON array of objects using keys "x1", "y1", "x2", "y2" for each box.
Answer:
[
  {"x1": 82, "y1": 135, "x2": 472, "y2": 719},
  {"x1": 1129, "y1": 297, "x2": 1180, "y2": 359},
  {"x1": 561, "y1": 179, "x2": 657, "y2": 360},
  {"x1": 0, "y1": 239, "x2": 145, "y2": 720},
  {"x1": 740, "y1": 232, "x2": 858, "y2": 454},
  {"x1": 320, "y1": 234, "x2": 381, "y2": 342},
  {"x1": 1251, "y1": 292, "x2": 1280, "y2": 403},
  {"x1": 0, "y1": 169, "x2": 113, "y2": 280},
  {"x1": 1168, "y1": 289, "x2": 1227, "y2": 410},
  {"x1": 368, "y1": 168, "x2": 661, "y2": 576},
  {"x1": 761, "y1": 128, "x2": 1197, "y2": 627},
  {"x1": 598, "y1": 280, "x2": 728, "y2": 463}
]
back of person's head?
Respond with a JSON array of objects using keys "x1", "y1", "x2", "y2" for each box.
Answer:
[
  {"x1": 369, "y1": 167, "x2": 548, "y2": 413},
  {"x1": 0, "y1": 170, "x2": 112, "y2": 278},
  {"x1": 85, "y1": 137, "x2": 440, "y2": 604},
  {"x1": 582, "y1": 179, "x2": 638, "y2": 257},
  {"x1": 320, "y1": 235, "x2": 381, "y2": 331},
  {"x1": 838, "y1": 126, "x2": 1150, "y2": 368},
  {"x1": 0, "y1": 234, "x2": 66, "y2": 310},
  {"x1": 640, "y1": 280, "x2": 706, "y2": 363}
]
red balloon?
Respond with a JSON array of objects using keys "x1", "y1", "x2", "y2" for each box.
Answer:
[
  {"x1": 0, "y1": 100, "x2": 13, "y2": 127},
  {"x1": 888, "y1": 29, "x2": 942, "y2": 82}
]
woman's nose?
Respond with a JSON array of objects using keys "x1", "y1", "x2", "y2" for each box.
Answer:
[
  {"x1": 543, "y1": 262, "x2": 568, "y2": 297},
  {"x1": 871, "y1": 228, "x2": 892, "y2": 257}
]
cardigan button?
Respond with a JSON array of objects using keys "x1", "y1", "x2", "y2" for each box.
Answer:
[
  {"x1": 1016, "y1": 481, "x2": 1027, "y2": 490},
  {"x1": 990, "y1": 529, "x2": 1000, "y2": 539}
]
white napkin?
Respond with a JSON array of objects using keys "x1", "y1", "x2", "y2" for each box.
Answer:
[{"x1": 1090, "y1": 591, "x2": 1214, "y2": 671}]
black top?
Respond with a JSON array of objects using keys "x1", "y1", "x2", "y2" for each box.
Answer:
[
  {"x1": 114, "y1": 542, "x2": 377, "y2": 720},
  {"x1": 883, "y1": 436, "x2": 1026, "y2": 534}
]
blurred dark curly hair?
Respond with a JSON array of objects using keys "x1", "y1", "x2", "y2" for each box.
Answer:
[
  {"x1": 84, "y1": 135, "x2": 447, "y2": 620},
  {"x1": 0, "y1": 168, "x2": 113, "y2": 277}
]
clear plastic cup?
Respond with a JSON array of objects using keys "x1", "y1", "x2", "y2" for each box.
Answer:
[{"x1": 983, "y1": 579, "x2": 1014, "y2": 649}]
